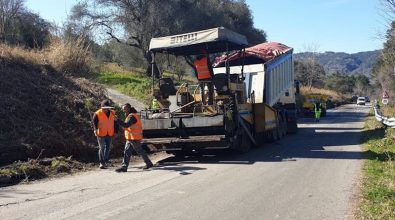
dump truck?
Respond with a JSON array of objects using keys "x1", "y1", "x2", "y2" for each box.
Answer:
[{"x1": 140, "y1": 27, "x2": 298, "y2": 155}]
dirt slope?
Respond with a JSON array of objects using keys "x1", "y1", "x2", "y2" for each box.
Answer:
[{"x1": 0, "y1": 48, "x2": 107, "y2": 165}]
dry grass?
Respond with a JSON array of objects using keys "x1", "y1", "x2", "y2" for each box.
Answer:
[
  {"x1": 300, "y1": 86, "x2": 346, "y2": 102},
  {"x1": 0, "y1": 42, "x2": 110, "y2": 165},
  {"x1": 0, "y1": 156, "x2": 94, "y2": 186},
  {"x1": 1, "y1": 36, "x2": 93, "y2": 76},
  {"x1": 380, "y1": 105, "x2": 395, "y2": 117},
  {"x1": 45, "y1": 37, "x2": 93, "y2": 76},
  {"x1": 0, "y1": 44, "x2": 44, "y2": 66}
]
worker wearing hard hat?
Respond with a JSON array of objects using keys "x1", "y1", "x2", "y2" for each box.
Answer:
[{"x1": 93, "y1": 100, "x2": 118, "y2": 169}]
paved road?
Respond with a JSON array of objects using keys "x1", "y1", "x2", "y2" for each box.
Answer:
[
  {"x1": 0, "y1": 104, "x2": 370, "y2": 220},
  {"x1": 106, "y1": 88, "x2": 146, "y2": 111}
]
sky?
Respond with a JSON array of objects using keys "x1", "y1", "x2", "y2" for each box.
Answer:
[
  {"x1": 25, "y1": 0, "x2": 387, "y2": 53},
  {"x1": 247, "y1": 0, "x2": 387, "y2": 53}
]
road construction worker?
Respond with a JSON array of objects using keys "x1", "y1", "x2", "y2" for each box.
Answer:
[
  {"x1": 151, "y1": 96, "x2": 161, "y2": 113},
  {"x1": 93, "y1": 100, "x2": 118, "y2": 169},
  {"x1": 115, "y1": 103, "x2": 153, "y2": 172},
  {"x1": 193, "y1": 51, "x2": 214, "y2": 105},
  {"x1": 314, "y1": 101, "x2": 322, "y2": 122},
  {"x1": 151, "y1": 92, "x2": 171, "y2": 114}
]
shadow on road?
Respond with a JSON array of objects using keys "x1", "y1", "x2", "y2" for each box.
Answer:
[{"x1": 156, "y1": 115, "x2": 385, "y2": 166}]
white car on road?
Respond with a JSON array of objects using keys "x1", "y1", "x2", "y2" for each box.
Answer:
[{"x1": 357, "y1": 96, "x2": 366, "y2": 105}]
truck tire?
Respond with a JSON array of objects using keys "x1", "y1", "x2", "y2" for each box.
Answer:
[
  {"x1": 287, "y1": 121, "x2": 298, "y2": 134},
  {"x1": 281, "y1": 117, "x2": 287, "y2": 137},
  {"x1": 277, "y1": 126, "x2": 283, "y2": 139},
  {"x1": 266, "y1": 128, "x2": 278, "y2": 143}
]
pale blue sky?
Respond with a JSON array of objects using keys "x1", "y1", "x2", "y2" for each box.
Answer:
[
  {"x1": 25, "y1": 0, "x2": 387, "y2": 53},
  {"x1": 248, "y1": 0, "x2": 386, "y2": 53}
]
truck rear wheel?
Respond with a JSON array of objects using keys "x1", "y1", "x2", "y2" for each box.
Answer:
[
  {"x1": 280, "y1": 117, "x2": 287, "y2": 137},
  {"x1": 287, "y1": 120, "x2": 298, "y2": 134},
  {"x1": 266, "y1": 128, "x2": 278, "y2": 143}
]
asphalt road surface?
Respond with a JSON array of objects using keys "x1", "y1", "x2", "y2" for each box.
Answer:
[
  {"x1": 0, "y1": 104, "x2": 370, "y2": 220},
  {"x1": 106, "y1": 88, "x2": 146, "y2": 111}
]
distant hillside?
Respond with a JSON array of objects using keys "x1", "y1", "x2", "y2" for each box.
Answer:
[{"x1": 295, "y1": 50, "x2": 381, "y2": 76}]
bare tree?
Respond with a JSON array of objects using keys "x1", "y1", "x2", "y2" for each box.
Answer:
[
  {"x1": 302, "y1": 43, "x2": 324, "y2": 89},
  {"x1": 381, "y1": 0, "x2": 395, "y2": 20},
  {"x1": 0, "y1": 0, "x2": 24, "y2": 43},
  {"x1": 379, "y1": 1, "x2": 395, "y2": 78}
]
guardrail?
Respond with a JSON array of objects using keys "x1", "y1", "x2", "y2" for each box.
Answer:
[{"x1": 374, "y1": 104, "x2": 395, "y2": 128}]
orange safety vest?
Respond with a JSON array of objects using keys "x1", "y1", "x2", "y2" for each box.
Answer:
[
  {"x1": 95, "y1": 109, "x2": 115, "y2": 137},
  {"x1": 124, "y1": 113, "x2": 143, "y2": 141},
  {"x1": 194, "y1": 56, "x2": 212, "y2": 80}
]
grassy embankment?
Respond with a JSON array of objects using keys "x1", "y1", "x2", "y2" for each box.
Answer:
[
  {"x1": 0, "y1": 39, "x2": 109, "y2": 186},
  {"x1": 358, "y1": 106, "x2": 395, "y2": 219},
  {"x1": 97, "y1": 63, "x2": 197, "y2": 104}
]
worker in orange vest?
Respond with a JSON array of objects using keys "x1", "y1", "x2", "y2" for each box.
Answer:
[
  {"x1": 193, "y1": 50, "x2": 214, "y2": 105},
  {"x1": 93, "y1": 100, "x2": 118, "y2": 169},
  {"x1": 115, "y1": 103, "x2": 153, "y2": 172}
]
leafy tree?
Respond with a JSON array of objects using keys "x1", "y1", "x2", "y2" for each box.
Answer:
[
  {"x1": 69, "y1": 0, "x2": 266, "y2": 70},
  {"x1": 15, "y1": 10, "x2": 51, "y2": 48},
  {"x1": 372, "y1": 21, "x2": 395, "y2": 96},
  {"x1": 324, "y1": 73, "x2": 354, "y2": 94},
  {"x1": 324, "y1": 73, "x2": 371, "y2": 95},
  {"x1": 354, "y1": 75, "x2": 370, "y2": 95},
  {"x1": 0, "y1": 0, "x2": 50, "y2": 48}
]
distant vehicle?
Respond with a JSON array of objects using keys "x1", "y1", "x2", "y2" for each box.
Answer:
[
  {"x1": 365, "y1": 96, "x2": 370, "y2": 102},
  {"x1": 351, "y1": 95, "x2": 358, "y2": 103},
  {"x1": 357, "y1": 97, "x2": 366, "y2": 105}
]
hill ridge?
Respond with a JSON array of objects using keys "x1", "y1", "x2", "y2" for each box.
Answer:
[{"x1": 295, "y1": 50, "x2": 380, "y2": 76}]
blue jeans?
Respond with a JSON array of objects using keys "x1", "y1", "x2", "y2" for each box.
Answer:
[
  {"x1": 122, "y1": 140, "x2": 152, "y2": 168},
  {"x1": 97, "y1": 136, "x2": 112, "y2": 164}
]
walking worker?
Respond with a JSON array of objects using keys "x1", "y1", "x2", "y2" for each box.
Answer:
[
  {"x1": 314, "y1": 101, "x2": 322, "y2": 122},
  {"x1": 93, "y1": 99, "x2": 118, "y2": 169},
  {"x1": 115, "y1": 103, "x2": 153, "y2": 172}
]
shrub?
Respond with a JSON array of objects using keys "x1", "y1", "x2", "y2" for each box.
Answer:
[{"x1": 45, "y1": 36, "x2": 93, "y2": 76}]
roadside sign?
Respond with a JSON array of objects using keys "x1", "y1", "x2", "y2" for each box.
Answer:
[
  {"x1": 382, "y1": 91, "x2": 389, "y2": 99},
  {"x1": 382, "y1": 98, "x2": 389, "y2": 105}
]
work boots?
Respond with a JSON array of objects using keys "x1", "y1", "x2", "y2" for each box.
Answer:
[
  {"x1": 115, "y1": 166, "x2": 127, "y2": 172},
  {"x1": 142, "y1": 163, "x2": 153, "y2": 170}
]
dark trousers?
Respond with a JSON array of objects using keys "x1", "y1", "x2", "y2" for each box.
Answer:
[
  {"x1": 122, "y1": 140, "x2": 152, "y2": 168},
  {"x1": 97, "y1": 136, "x2": 112, "y2": 164}
]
